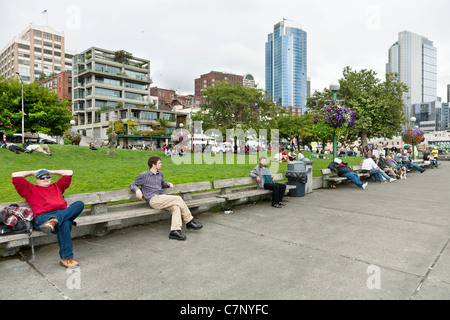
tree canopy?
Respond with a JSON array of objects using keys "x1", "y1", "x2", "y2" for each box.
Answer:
[
  {"x1": 270, "y1": 113, "x2": 315, "y2": 149},
  {"x1": 192, "y1": 81, "x2": 281, "y2": 135},
  {"x1": 0, "y1": 77, "x2": 73, "y2": 136},
  {"x1": 306, "y1": 67, "x2": 408, "y2": 146}
]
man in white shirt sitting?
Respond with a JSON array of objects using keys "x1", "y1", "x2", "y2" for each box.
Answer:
[{"x1": 361, "y1": 153, "x2": 387, "y2": 183}]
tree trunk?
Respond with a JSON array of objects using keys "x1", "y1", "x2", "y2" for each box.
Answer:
[{"x1": 361, "y1": 131, "x2": 368, "y2": 147}]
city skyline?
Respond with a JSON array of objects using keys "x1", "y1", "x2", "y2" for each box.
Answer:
[{"x1": 1, "y1": 0, "x2": 449, "y2": 101}]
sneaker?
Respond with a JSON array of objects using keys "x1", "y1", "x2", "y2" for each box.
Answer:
[
  {"x1": 362, "y1": 182, "x2": 368, "y2": 190},
  {"x1": 60, "y1": 258, "x2": 79, "y2": 268},
  {"x1": 390, "y1": 178, "x2": 397, "y2": 182}
]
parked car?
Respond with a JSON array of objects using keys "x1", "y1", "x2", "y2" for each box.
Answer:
[{"x1": 39, "y1": 138, "x2": 57, "y2": 144}]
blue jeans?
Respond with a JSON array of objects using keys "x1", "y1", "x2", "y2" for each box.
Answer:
[
  {"x1": 370, "y1": 169, "x2": 384, "y2": 182},
  {"x1": 341, "y1": 172, "x2": 363, "y2": 188},
  {"x1": 409, "y1": 163, "x2": 423, "y2": 172},
  {"x1": 379, "y1": 170, "x2": 391, "y2": 181},
  {"x1": 34, "y1": 201, "x2": 84, "y2": 259}
]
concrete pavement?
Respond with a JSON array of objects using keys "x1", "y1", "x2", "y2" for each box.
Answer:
[{"x1": 1, "y1": 162, "x2": 449, "y2": 301}]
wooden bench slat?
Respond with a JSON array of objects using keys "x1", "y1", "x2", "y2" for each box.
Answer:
[
  {"x1": 72, "y1": 196, "x2": 226, "y2": 227},
  {"x1": 212, "y1": 173, "x2": 284, "y2": 189},
  {"x1": 0, "y1": 231, "x2": 47, "y2": 244}
]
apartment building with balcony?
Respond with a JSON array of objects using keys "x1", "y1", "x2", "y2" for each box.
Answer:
[
  {"x1": 0, "y1": 23, "x2": 76, "y2": 82},
  {"x1": 72, "y1": 47, "x2": 178, "y2": 145}
]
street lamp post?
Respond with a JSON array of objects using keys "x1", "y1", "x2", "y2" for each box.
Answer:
[
  {"x1": 330, "y1": 83, "x2": 340, "y2": 160},
  {"x1": 150, "y1": 128, "x2": 153, "y2": 150},
  {"x1": 410, "y1": 117, "x2": 417, "y2": 159},
  {"x1": 16, "y1": 72, "x2": 25, "y2": 145}
]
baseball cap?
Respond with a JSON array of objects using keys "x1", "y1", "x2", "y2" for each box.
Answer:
[
  {"x1": 334, "y1": 158, "x2": 342, "y2": 164},
  {"x1": 36, "y1": 170, "x2": 51, "y2": 178}
]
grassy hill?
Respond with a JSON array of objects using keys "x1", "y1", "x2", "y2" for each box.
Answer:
[{"x1": 1, "y1": 145, "x2": 364, "y2": 203}]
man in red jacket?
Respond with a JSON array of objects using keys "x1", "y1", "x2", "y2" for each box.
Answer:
[{"x1": 12, "y1": 169, "x2": 84, "y2": 268}]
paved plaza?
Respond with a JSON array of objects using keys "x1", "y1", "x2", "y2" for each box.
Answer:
[{"x1": 1, "y1": 162, "x2": 449, "y2": 301}]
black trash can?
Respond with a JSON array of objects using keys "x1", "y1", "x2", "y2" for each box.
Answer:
[{"x1": 285, "y1": 161, "x2": 308, "y2": 197}]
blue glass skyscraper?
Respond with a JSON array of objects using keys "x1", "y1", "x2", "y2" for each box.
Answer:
[{"x1": 265, "y1": 19, "x2": 307, "y2": 112}]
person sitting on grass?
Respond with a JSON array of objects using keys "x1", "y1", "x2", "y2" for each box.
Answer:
[
  {"x1": 328, "y1": 158, "x2": 368, "y2": 190},
  {"x1": 288, "y1": 149, "x2": 297, "y2": 162},
  {"x1": 250, "y1": 156, "x2": 287, "y2": 208},
  {"x1": 274, "y1": 147, "x2": 289, "y2": 162},
  {"x1": 310, "y1": 153, "x2": 329, "y2": 159}
]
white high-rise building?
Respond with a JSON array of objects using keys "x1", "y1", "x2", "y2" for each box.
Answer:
[
  {"x1": 0, "y1": 23, "x2": 76, "y2": 82},
  {"x1": 386, "y1": 31, "x2": 437, "y2": 120}
]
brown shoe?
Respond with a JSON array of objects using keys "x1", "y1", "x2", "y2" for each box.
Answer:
[
  {"x1": 40, "y1": 218, "x2": 58, "y2": 233},
  {"x1": 60, "y1": 258, "x2": 79, "y2": 268}
]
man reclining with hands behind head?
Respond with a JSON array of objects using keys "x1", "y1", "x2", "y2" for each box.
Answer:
[{"x1": 11, "y1": 169, "x2": 84, "y2": 268}]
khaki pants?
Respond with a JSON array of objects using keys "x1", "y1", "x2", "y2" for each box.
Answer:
[
  {"x1": 41, "y1": 144, "x2": 51, "y2": 153},
  {"x1": 149, "y1": 195, "x2": 193, "y2": 231},
  {"x1": 35, "y1": 145, "x2": 50, "y2": 154},
  {"x1": 107, "y1": 143, "x2": 116, "y2": 156}
]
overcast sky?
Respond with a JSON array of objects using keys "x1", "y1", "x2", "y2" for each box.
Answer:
[{"x1": 1, "y1": 0, "x2": 449, "y2": 100}]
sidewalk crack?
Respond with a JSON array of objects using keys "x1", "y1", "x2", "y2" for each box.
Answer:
[
  {"x1": 20, "y1": 252, "x2": 71, "y2": 300},
  {"x1": 409, "y1": 237, "x2": 450, "y2": 300}
]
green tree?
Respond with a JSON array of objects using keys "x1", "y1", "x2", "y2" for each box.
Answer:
[
  {"x1": 114, "y1": 50, "x2": 133, "y2": 64},
  {"x1": 193, "y1": 81, "x2": 281, "y2": 135},
  {"x1": 0, "y1": 77, "x2": 73, "y2": 136},
  {"x1": 107, "y1": 120, "x2": 127, "y2": 135},
  {"x1": 270, "y1": 113, "x2": 315, "y2": 149},
  {"x1": 306, "y1": 67, "x2": 408, "y2": 147}
]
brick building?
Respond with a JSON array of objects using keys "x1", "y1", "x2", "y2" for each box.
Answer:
[
  {"x1": 195, "y1": 71, "x2": 243, "y2": 97},
  {"x1": 38, "y1": 71, "x2": 73, "y2": 109},
  {"x1": 151, "y1": 86, "x2": 203, "y2": 110}
]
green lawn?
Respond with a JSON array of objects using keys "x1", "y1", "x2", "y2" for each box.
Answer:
[{"x1": 1, "y1": 145, "x2": 365, "y2": 203}]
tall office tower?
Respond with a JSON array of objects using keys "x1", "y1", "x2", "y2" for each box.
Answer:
[
  {"x1": 386, "y1": 31, "x2": 437, "y2": 120},
  {"x1": 0, "y1": 23, "x2": 76, "y2": 82},
  {"x1": 265, "y1": 19, "x2": 307, "y2": 111}
]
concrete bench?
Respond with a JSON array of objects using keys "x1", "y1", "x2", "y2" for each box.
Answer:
[
  {"x1": 321, "y1": 166, "x2": 370, "y2": 188},
  {"x1": 0, "y1": 181, "x2": 225, "y2": 257},
  {"x1": 211, "y1": 173, "x2": 296, "y2": 203}
]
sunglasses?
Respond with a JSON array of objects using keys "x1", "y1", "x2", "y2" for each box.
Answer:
[{"x1": 38, "y1": 176, "x2": 51, "y2": 180}]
